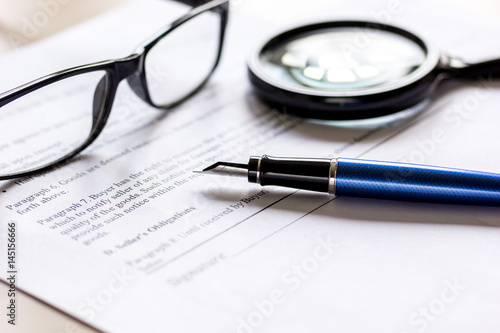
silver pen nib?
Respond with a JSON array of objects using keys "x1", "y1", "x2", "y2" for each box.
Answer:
[{"x1": 195, "y1": 162, "x2": 248, "y2": 177}]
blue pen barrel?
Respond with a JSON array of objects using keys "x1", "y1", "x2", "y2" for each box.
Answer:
[{"x1": 335, "y1": 158, "x2": 500, "y2": 205}]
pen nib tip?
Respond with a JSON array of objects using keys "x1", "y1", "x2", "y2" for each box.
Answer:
[{"x1": 196, "y1": 161, "x2": 248, "y2": 177}]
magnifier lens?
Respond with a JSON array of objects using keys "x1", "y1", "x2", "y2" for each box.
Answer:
[{"x1": 260, "y1": 27, "x2": 427, "y2": 91}]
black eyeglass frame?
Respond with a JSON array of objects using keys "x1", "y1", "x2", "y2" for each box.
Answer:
[{"x1": 0, "y1": 0, "x2": 229, "y2": 181}]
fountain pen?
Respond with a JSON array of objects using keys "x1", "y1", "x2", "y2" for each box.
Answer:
[{"x1": 198, "y1": 155, "x2": 500, "y2": 206}]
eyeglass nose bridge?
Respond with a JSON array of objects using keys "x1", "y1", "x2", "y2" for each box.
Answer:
[
  {"x1": 91, "y1": 54, "x2": 149, "y2": 132},
  {"x1": 116, "y1": 53, "x2": 152, "y2": 105}
]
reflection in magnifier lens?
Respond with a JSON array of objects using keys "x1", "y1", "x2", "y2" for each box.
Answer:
[{"x1": 260, "y1": 27, "x2": 427, "y2": 91}]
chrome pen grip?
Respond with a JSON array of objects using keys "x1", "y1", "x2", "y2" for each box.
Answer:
[{"x1": 334, "y1": 158, "x2": 500, "y2": 205}]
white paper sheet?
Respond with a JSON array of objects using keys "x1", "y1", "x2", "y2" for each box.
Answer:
[{"x1": 1, "y1": 0, "x2": 500, "y2": 332}]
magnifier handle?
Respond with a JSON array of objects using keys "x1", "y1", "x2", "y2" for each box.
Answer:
[
  {"x1": 335, "y1": 158, "x2": 500, "y2": 206},
  {"x1": 444, "y1": 57, "x2": 500, "y2": 79}
]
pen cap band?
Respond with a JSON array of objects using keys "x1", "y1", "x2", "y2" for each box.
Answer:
[{"x1": 248, "y1": 155, "x2": 332, "y2": 193}]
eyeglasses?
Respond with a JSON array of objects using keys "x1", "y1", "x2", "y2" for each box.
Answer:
[{"x1": 0, "y1": 0, "x2": 229, "y2": 181}]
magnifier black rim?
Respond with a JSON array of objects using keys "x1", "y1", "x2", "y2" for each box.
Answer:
[{"x1": 247, "y1": 20, "x2": 440, "y2": 98}]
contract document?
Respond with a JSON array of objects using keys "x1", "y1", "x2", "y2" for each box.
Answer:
[{"x1": 1, "y1": 0, "x2": 499, "y2": 332}]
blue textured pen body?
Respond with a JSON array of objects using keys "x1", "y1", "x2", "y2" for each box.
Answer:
[{"x1": 335, "y1": 158, "x2": 500, "y2": 205}]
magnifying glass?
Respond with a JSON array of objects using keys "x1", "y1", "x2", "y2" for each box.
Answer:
[{"x1": 247, "y1": 20, "x2": 500, "y2": 121}]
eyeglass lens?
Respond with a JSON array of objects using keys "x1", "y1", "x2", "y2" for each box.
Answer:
[
  {"x1": 0, "y1": 71, "x2": 106, "y2": 176},
  {"x1": 146, "y1": 9, "x2": 221, "y2": 107}
]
